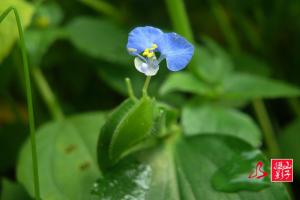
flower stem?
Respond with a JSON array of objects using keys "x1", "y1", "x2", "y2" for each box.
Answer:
[
  {"x1": 31, "y1": 67, "x2": 64, "y2": 121},
  {"x1": 253, "y1": 99, "x2": 280, "y2": 157},
  {"x1": 142, "y1": 76, "x2": 151, "y2": 96},
  {"x1": 125, "y1": 78, "x2": 137, "y2": 100},
  {"x1": 0, "y1": 7, "x2": 41, "y2": 199}
]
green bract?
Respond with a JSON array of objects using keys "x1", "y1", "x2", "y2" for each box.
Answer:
[{"x1": 97, "y1": 97, "x2": 157, "y2": 171}]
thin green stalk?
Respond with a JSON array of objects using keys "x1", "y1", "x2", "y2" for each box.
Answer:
[
  {"x1": 125, "y1": 78, "x2": 137, "y2": 100},
  {"x1": 0, "y1": 7, "x2": 41, "y2": 199},
  {"x1": 32, "y1": 67, "x2": 64, "y2": 121},
  {"x1": 142, "y1": 76, "x2": 151, "y2": 96},
  {"x1": 79, "y1": 0, "x2": 121, "y2": 22},
  {"x1": 164, "y1": 0, "x2": 204, "y2": 80},
  {"x1": 253, "y1": 99, "x2": 280, "y2": 157}
]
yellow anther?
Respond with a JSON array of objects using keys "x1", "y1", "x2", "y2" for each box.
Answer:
[
  {"x1": 143, "y1": 48, "x2": 150, "y2": 56},
  {"x1": 147, "y1": 52, "x2": 154, "y2": 58},
  {"x1": 142, "y1": 44, "x2": 158, "y2": 58},
  {"x1": 151, "y1": 44, "x2": 158, "y2": 50}
]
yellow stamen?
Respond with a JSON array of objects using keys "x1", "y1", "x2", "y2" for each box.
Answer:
[
  {"x1": 147, "y1": 52, "x2": 154, "y2": 58},
  {"x1": 142, "y1": 48, "x2": 150, "y2": 56},
  {"x1": 142, "y1": 44, "x2": 158, "y2": 58},
  {"x1": 151, "y1": 44, "x2": 158, "y2": 50}
]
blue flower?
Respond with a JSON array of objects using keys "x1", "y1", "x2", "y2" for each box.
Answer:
[{"x1": 126, "y1": 26, "x2": 194, "y2": 76}]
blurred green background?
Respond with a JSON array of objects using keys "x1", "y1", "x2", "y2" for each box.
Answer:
[{"x1": 1, "y1": 0, "x2": 300, "y2": 199}]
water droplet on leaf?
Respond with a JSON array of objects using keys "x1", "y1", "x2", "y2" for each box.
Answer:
[{"x1": 91, "y1": 162, "x2": 152, "y2": 199}]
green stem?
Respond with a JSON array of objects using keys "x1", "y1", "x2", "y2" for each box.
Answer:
[
  {"x1": 32, "y1": 67, "x2": 64, "y2": 121},
  {"x1": 125, "y1": 78, "x2": 137, "y2": 100},
  {"x1": 164, "y1": 0, "x2": 204, "y2": 80},
  {"x1": 142, "y1": 76, "x2": 151, "y2": 96},
  {"x1": 0, "y1": 7, "x2": 41, "y2": 199},
  {"x1": 253, "y1": 99, "x2": 280, "y2": 157},
  {"x1": 79, "y1": 0, "x2": 121, "y2": 22}
]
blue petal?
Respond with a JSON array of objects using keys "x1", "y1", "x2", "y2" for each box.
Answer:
[
  {"x1": 156, "y1": 33, "x2": 194, "y2": 71},
  {"x1": 126, "y1": 26, "x2": 163, "y2": 55}
]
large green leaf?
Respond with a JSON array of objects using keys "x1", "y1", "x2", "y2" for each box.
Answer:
[
  {"x1": 91, "y1": 135, "x2": 289, "y2": 200},
  {"x1": 279, "y1": 118, "x2": 300, "y2": 174},
  {"x1": 182, "y1": 103, "x2": 262, "y2": 147},
  {"x1": 1, "y1": 179, "x2": 32, "y2": 200},
  {"x1": 17, "y1": 112, "x2": 106, "y2": 200},
  {"x1": 222, "y1": 73, "x2": 300, "y2": 100},
  {"x1": 160, "y1": 72, "x2": 300, "y2": 101},
  {"x1": 0, "y1": 0, "x2": 34, "y2": 62},
  {"x1": 66, "y1": 17, "x2": 130, "y2": 65}
]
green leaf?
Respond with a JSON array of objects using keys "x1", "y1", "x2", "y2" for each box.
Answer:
[
  {"x1": 182, "y1": 103, "x2": 262, "y2": 147},
  {"x1": 98, "y1": 97, "x2": 156, "y2": 171},
  {"x1": 0, "y1": 0, "x2": 34, "y2": 62},
  {"x1": 222, "y1": 73, "x2": 300, "y2": 100},
  {"x1": 279, "y1": 118, "x2": 300, "y2": 174},
  {"x1": 1, "y1": 179, "x2": 32, "y2": 200},
  {"x1": 66, "y1": 17, "x2": 130, "y2": 65},
  {"x1": 91, "y1": 135, "x2": 289, "y2": 200},
  {"x1": 160, "y1": 72, "x2": 214, "y2": 97},
  {"x1": 90, "y1": 162, "x2": 152, "y2": 200},
  {"x1": 17, "y1": 112, "x2": 106, "y2": 200},
  {"x1": 98, "y1": 99, "x2": 136, "y2": 170},
  {"x1": 212, "y1": 150, "x2": 270, "y2": 192}
]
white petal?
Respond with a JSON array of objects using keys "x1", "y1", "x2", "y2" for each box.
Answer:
[{"x1": 134, "y1": 57, "x2": 159, "y2": 76}]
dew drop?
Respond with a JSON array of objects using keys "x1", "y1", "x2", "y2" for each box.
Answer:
[{"x1": 90, "y1": 162, "x2": 152, "y2": 199}]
